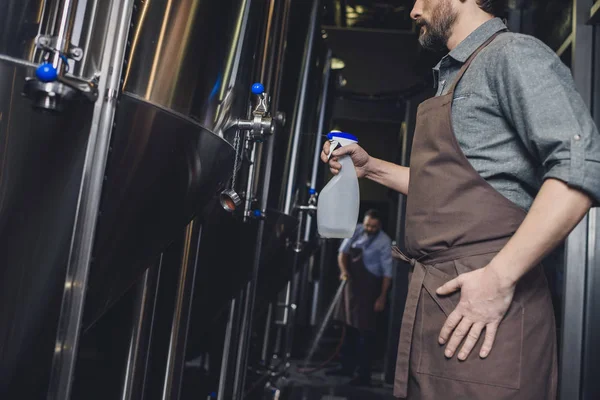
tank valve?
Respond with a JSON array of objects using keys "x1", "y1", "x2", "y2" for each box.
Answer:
[
  {"x1": 233, "y1": 83, "x2": 276, "y2": 141},
  {"x1": 308, "y1": 188, "x2": 318, "y2": 206},
  {"x1": 22, "y1": 37, "x2": 98, "y2": 113},
  {"x1": 248, "y1": 209, "x2": 266, "y2": 220},
  {"x1": 219, "y1": 189, "x2": 242, "y2": 212},
  {"x1": 36, "y1": 62, "x2": 58, "y2": 82}
]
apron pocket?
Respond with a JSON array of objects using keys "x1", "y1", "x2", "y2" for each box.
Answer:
[
  {"x1": 422, "y1": 266, "x2": 459, "y2": 316},
  {"x1": 416, "y1": 255, "x2": 523, "y2": 390}
]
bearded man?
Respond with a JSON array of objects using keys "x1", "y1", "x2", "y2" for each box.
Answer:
[{"x1": 322, "y1": 0, "x2": 600, "y2": 399}]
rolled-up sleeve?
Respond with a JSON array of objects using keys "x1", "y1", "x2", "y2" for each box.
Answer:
[
  {"x1": 494, "y1": 36, "x2": 600, "y2": 203},
  {"x1": 339, "y1": 238, "x2": 352, "y2": 254}
]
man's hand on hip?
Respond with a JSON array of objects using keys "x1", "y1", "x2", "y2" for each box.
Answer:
[{"x1": 436, "y1": 266, "x2": 516, "y2": 361}]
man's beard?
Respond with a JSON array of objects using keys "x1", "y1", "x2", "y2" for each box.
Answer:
[{"x1": 416, "y1": 0, "x2": 457, "y2": 52}]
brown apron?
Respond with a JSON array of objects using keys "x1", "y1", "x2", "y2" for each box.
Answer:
[
  {"x1": 392, "y1": 32, "x2": 558, "y2": 399},
  {"x1": 335, "y1": 245, "x2": 382, "y2": 332}
]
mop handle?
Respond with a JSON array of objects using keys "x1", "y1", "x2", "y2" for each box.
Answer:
[{"x1": 303, "y1": 278, "x2": 347, "y2": 367}]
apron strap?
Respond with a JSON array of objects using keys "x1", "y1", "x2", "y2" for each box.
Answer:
[
  {"x1": 394, "y1": 259, "x2": 426, "y2": 398},
  {"x1": 392, "y1": 246, "x2": 416, "y2": 266},
  {"x1": 447, "y1": 30, "x2": 507, "y2": 94}
]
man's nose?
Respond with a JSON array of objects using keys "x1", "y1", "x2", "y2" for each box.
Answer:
[{"x1": 410, "y1": 0, "x2": 422, "y2": 21}]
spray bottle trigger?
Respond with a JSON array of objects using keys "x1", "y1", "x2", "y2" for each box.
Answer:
[{"x1": 327, "y1": 140, "x2": 342, "y2": 161}]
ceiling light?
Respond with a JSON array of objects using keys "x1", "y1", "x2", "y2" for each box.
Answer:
[{"x1": 331, "y1": 57, "x2": 346, "y2": 70}]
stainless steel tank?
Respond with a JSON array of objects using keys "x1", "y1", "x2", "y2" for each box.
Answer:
[
  {"x1": 0, "y1": 0, "x2": 239, "y2": 398},
  {"x1": 0, "y1": 1, "x2": 95, "y2": 398},
  {"x1": 83, "y1": 0, "x2": 281, "y2": 327},
  {"x1": 0, "y1": 60, "x2": 93, "y2": 399},
  {"x1": 89, "y1": 1, "x2": 300, "y2": 398},
  {"x1": 122, "y1": 0, "x2": 266, "y2": 142}
]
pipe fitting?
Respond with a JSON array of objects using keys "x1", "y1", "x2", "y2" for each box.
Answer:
[{"x1": 232, "y1": 82, "x2": 276, "y2": 141}]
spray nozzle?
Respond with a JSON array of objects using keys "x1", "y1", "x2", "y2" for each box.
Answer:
[{"x1": 326, "y1": 131, "x2": 357, "y2": 161}]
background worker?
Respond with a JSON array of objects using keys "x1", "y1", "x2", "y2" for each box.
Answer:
[{"x1": 327, "y1": 209, "x2": 392, "y2": 387}]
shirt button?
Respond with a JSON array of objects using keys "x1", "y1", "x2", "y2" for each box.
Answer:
[{"x1": 574, "y1": 134, "x2": 582, "y2": 141}]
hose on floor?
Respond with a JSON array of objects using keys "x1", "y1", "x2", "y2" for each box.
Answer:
[
  {"x1": 296, "y1": 323, "x2": 346, "y2": 375},
  {"x1": 243, "y1": 358, "x2": 287, "y2": 398},
  {"x1": 244, "y1": 325, "x2": 346, "y2": 397}
]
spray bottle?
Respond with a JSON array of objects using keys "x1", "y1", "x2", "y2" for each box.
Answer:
[{"x1": 317, "y1": 131, "x2": 360, "y2": 238}]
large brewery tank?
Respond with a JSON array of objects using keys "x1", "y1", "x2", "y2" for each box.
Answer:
[
  {"x1": 82, "y1": 0, "x2": 278, "y2": 326},
  {"x1": 0, "y1": 0, "x2": 256, "y2": 397},
  {"x1": 0, "y1": 1, "x2": 97, "y2": 397}
]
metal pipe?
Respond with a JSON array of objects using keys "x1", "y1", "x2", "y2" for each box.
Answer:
[
  {"x1": 282, "y1": 214, "x2": 309, "y2": 361},
  {"x1": 304, "y1": 49, "x2": 333, "y2": 242},
  {"x1": 283, "y1": 0, "x2": 321, "y2": 214},
  {"x1": 257, "y1": 0, "x2": 292, "y2": 206},
  {"x1": 76, "y1": 0, "x2": 100, "y2": 76},
  {"x1": 258, "y1": 0, "x2": 292, "y2": 209},
  {"x1": 282, "y1": 263, "x2": 302, "y2": 361},
  {"x1": 273, "y1": 325, "x2": 283, "y2": 357},
  {"x1": 0, "y1": 54, "x2": 38, "y2": 69},
  {"x1": 243, "y1": 139, "x2": 258, "y2": 221},
  {"x1": 281, "y1": 210, "x2": 313, "y2": 362},
  {"x1": 281, "y1": 279, "x2": 292, "y2": 325},
  {"x1": 261, "y1": 303, "x2": 274, "y2": 364},
  {"x1": 232, "y1": 220, "x2": 263, "y2": 394},
  {"x1": 309, "y1": 50, "x2": 332, "y2": 191},
  {"x1": 560, "y1": 1, "x2": 594, "y2": 396},
  {"x1": 120, "y1": 262, "x2": 161, "y2": 400},
  {"x1": 560, "y1": 217, "x2": 589, "y2": 400},
  {"x1": 583, "y1": 208, "x2": 599, "y2": 399},
  {"x1": 232, "y1": 283, "x2": 252, "y2": 399},
  {"x1": 51, "y1": 0, "x2": 80, "y2": 73},
  {"x1": 310, "y1": 241, "x2": 328, "y2": 326},
  {"x1": 120, "y1": 271, "x2": 148, "y2": 400},
  {"x1": 234, "y1": 0, "x2": 295, "y2": 390},
  {"x1": 46, "y1": 1, "x2": 135, "y2": 399},
  {"x1": 310, "y1": 281, "x2": 320, "y2": 326},
  {"x1": 218, "y1": 299, "x2": 237, "y2": 400},
  {"x1": 161, "y1": 223, "x2": 201, "y2": 400},
  {"x1": 297, "y1": 254, "x2": 312, "y2": 324}
]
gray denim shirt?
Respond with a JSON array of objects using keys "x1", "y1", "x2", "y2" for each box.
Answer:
[{"x1": 434, "y1": 18, "x2": 600, "y2": 210}]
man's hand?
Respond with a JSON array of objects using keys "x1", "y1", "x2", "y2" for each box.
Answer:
[
  {"x1": 321, "y1": 141, "x2": 371, "y2": 178},
  {"x1": 436, "y1": 266, "x2": 515, "y2": 361},
  {"x1": 374, "y1": 295, "x2": 386, "y2": 312},
  {"x1": 340, "y1": 272, "x2": 349, "y2": 281},
  {"x1": 320, "y1": 140, "x2": 410, "y2": 195}
]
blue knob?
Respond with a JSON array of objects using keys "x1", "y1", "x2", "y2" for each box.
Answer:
[
  {"x1": 309, "y1": 188, "x2": 316, "y2": 195},
  {"x1": 251, "y1": 82, "x2": 265, "y2": 95},
  {"x1": 253, "y1": 209, "x2": 262, "y2": 217},
  {"x1": 210, "y1": 392, "x2": 217, "y2": 398},
  {"x1": 36, "y1": 63, "x2": 58, "y2": 82}
]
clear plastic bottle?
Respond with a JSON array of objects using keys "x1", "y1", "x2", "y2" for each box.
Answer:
[{"x1": 317, "y1": 131, "x2": 360, "y2": 238}]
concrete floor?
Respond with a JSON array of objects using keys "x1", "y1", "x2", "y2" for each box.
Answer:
[{"x1": 278, "y1": 361, "x2": 396, "y2": 400}]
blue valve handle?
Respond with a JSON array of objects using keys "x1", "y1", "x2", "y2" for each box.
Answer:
[
  {"x1": 36, "y1": 52, "x2": 70, "y2": 83},
  {"x1": 36, "y1": 62, "x2": 58, "y2": 83},
  {"x1": 251, "y1": 82, "x2": 265, "y2": 95}
]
